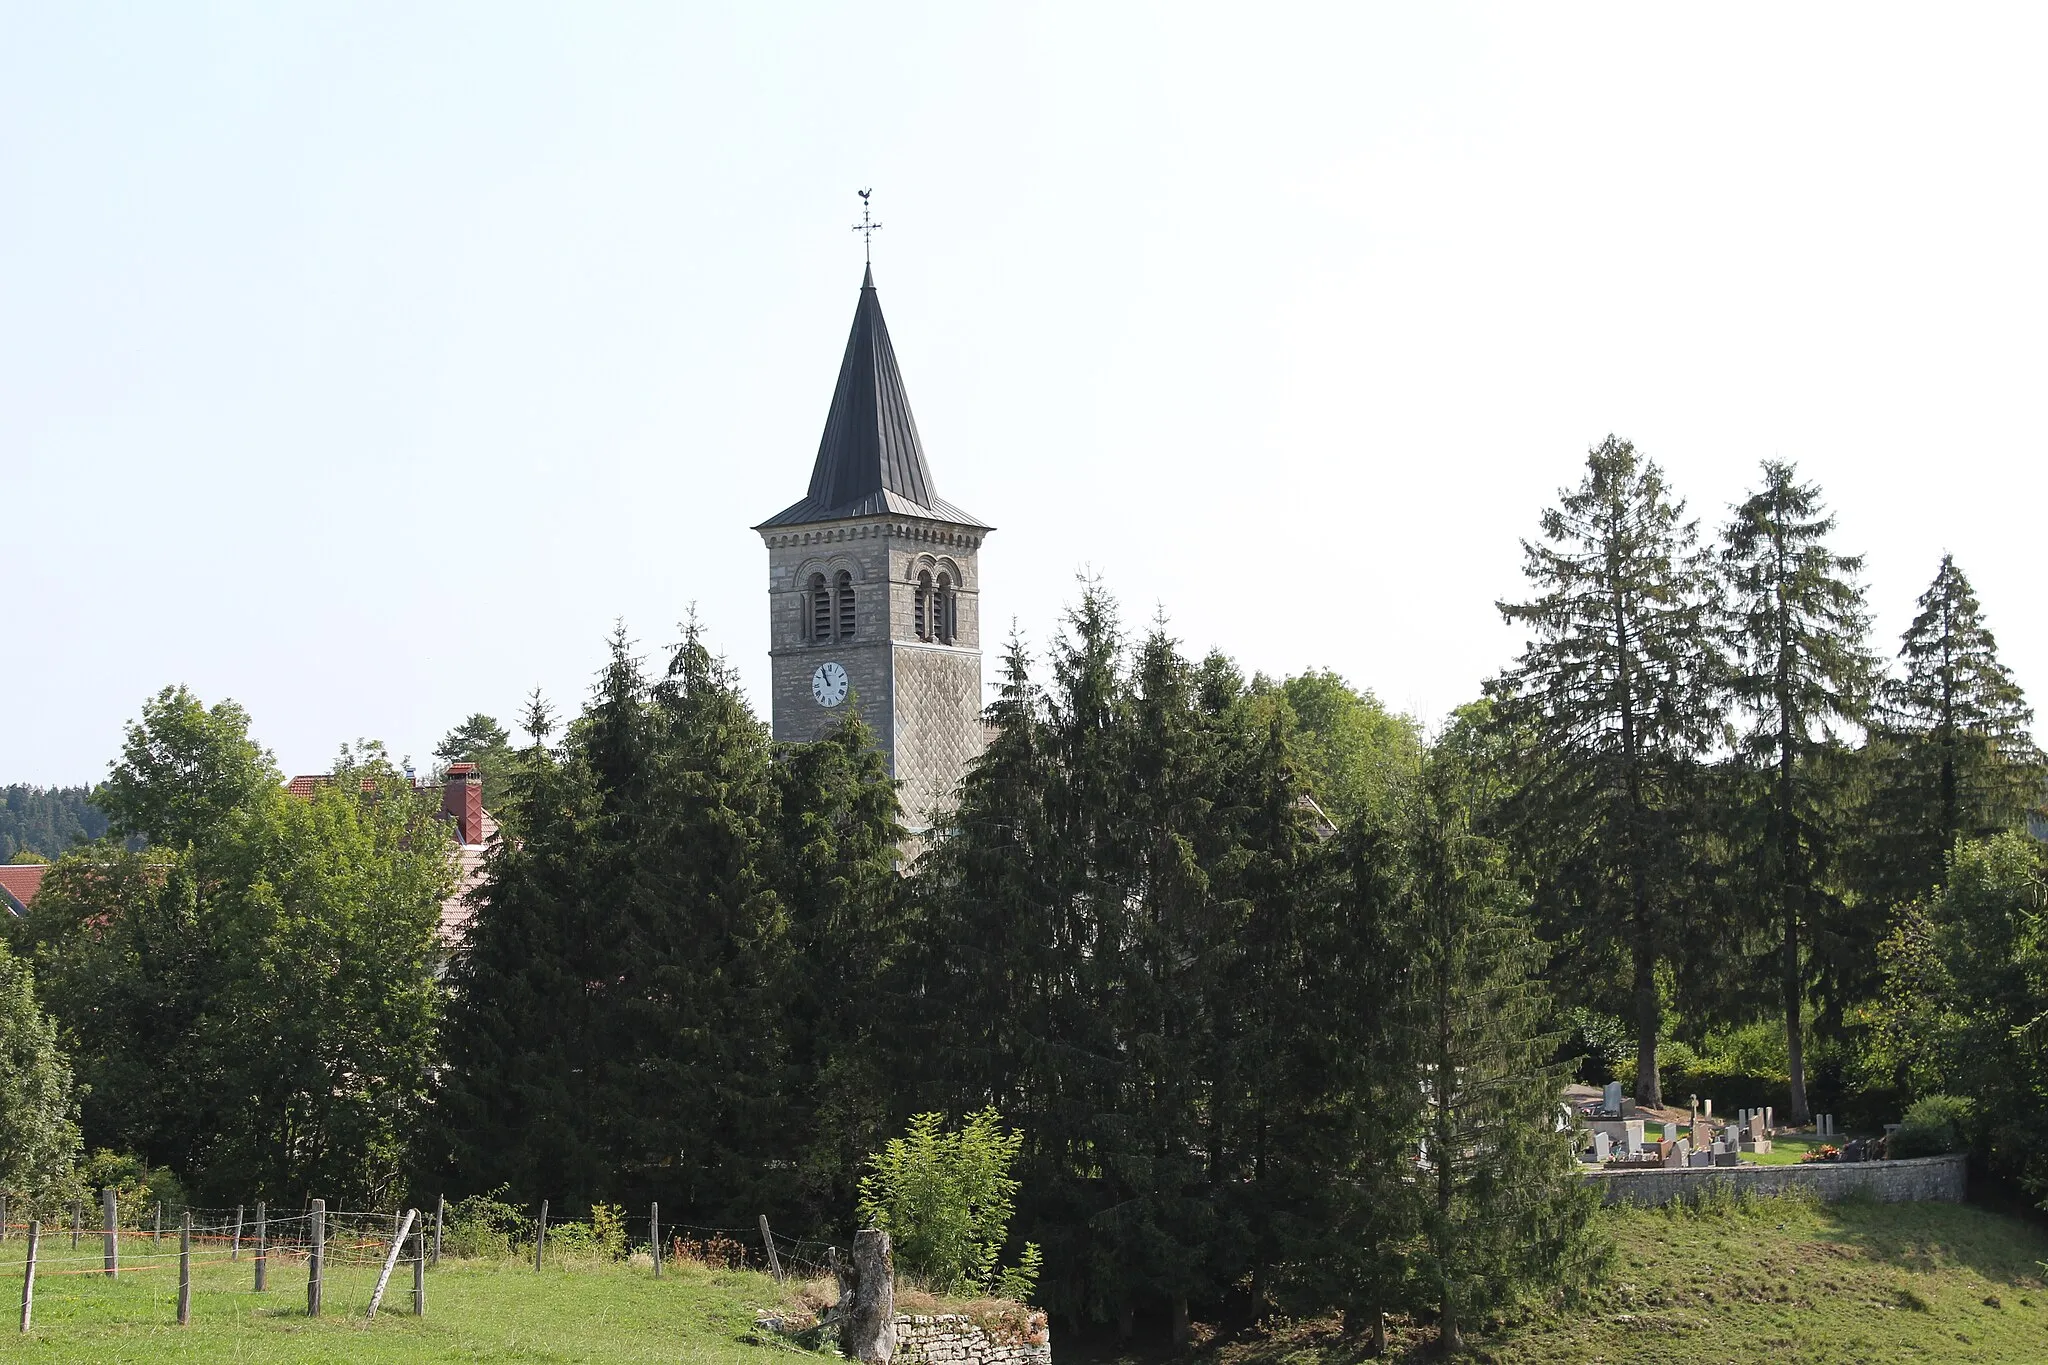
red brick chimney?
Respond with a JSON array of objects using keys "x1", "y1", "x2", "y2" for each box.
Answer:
[{"x1": 442, "y1": 763, "x2": 483, "y2": 845}]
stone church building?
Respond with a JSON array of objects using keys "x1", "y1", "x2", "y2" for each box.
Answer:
[{"x1": 755, "y1": 266, "x2": 991, "y2": 836}]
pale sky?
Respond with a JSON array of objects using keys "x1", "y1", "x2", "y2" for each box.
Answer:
[{"x1": 5, "y1": 4, "x2": 2045, "y2": 784}]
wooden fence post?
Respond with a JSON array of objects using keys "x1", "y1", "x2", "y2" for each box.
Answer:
[
  {"x1": 365, "y1": 1208, "x2": 417, "y2": 1321},
  {"x1": 101, "y1": 1188, "x2": 117, "y2": 1279},
  {"x1": 253, "y1": 1201, "x2": 267, "y2": 1292},
  {"x1": 177, "y1": 1213, "x2": 191, "y2": 1326},
  {"x1": 651, "y1": 1202, "x2": 661, "y2": 1279},
  {"x1": 306, "y1": 1199, "x2": 325, "y2": 1317},
  {"x1": 759, "y1": 1214, "x2": 784, "y2": 1282},
  {"x1": 68, "y1": 1199, "x2": 79, "y2": 1251},
  {"x1": 534, "y1": 1200, "x2": 547, "y2": 1271},
  {"x1": 231, "y1": 1205, "x2": 243, "y2": 1261},
  {"x1": 1, "y1": 1193, "x2": 10, "y2": 1243},
  {"x1": 18, "y1": 1220, "x2": 37, "y2": 1334},
  {"x1": 432, "y1": 1194, "x2": 444, "y2": 1267},
  {"x1": 412, "y1": 1217, "x2": 426, "y2": 1316},
  {"x1": 153, "y1": 1201, "x2": 161, "y2": 1249}
]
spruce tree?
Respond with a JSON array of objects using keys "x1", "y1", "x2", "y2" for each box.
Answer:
[
  {"x1": 1865, "y1": 555, "x2": 2042, "y2": 903},
  {"x1": 1396, "y1": 760, "x2": 1601, "y2": 1356},
  {"x1": 773, "y1": 681, "x2": 906, "y2": 1224},
  {"x1": 1494, "y1": 436, "x2": 1721, "y2": 1106},
  {"x1": 1719, "y1": 461, "x2": 1876, "y2": 1121}
]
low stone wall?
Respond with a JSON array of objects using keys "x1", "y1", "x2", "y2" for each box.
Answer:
[
  {"x1": 1589, "y1": 1152, "x2": 1967, "y2": 1207},
  {"x1": 894, "y1": 1311, "x2": 1051, "y2": 1365}
]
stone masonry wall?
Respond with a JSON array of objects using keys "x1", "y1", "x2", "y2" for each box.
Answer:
[
  {"x1": 1590, "y1": 1152, "x2": 1967, "y2": 1208},
  {"x1": 894, "y1": 1312, "x2": 1051, "y2": 1365}
]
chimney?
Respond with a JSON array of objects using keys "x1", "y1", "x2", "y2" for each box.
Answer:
[{"x1": 442, "y1": 763, "x2": 483, "y2": 845}]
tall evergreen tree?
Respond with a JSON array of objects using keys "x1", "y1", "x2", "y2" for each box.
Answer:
[
  {"x1": 436, "y1": 619, "x2": 904, "y2": 1226},
  {"x1": 1864, "y1": 555, "x2": 2042, "y2": 904},
  {"x1": 1395, "y1": 760, "x2": 1600, "y2": 1355},
  {"x1": 1494, "y1": 436, "x2": 1721, "y2": 1106},
  {"x1": 1719, "y1": 461, "x2": 1876, "y2": 1121}
]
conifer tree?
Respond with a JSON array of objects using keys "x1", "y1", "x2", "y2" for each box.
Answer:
[
  {"x1": 1865, "y1": 556, "x2": 2042, "y2": 903},
  {"x1": 1494, "y1": 436, "x2": 1721, "y2": 1106},
  {"x1": 772, "y1": 670, "x2": 907, "y2": 1223},
  {"x1": 1396, "y1": 760, "x2": 1600, "y2": 1356},
  {"x1": 1719, "y1": 461, "x2": 1876, "y2": 1121}
]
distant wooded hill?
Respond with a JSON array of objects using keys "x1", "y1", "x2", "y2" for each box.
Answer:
[{"x1": 1, "y1": 786, "x2": 112, "y2": 860}]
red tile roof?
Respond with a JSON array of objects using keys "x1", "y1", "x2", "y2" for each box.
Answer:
[{"x1": 0, "y1": 865, "x2": 50, "y2": 915}]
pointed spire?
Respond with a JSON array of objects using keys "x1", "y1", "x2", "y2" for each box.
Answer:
[{"x1": 757, "y1": 271, "x2": 987, "y2": 530}]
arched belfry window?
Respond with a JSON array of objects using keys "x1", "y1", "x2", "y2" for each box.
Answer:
[
  {"x1": 915, "y1": 571, "x2": 933, "y2": 640},
  {"x1": 809, "y1": 573, "x2": 831, "y2": 642},
  {"x1": 836, "y1": 570, "x2": 856, "y2": 639},
  {"x1": 935, "y1": 572, "x2": 957, "y2": 645}
]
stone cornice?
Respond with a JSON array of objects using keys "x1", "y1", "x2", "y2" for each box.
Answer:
[{"x1": 759, "y1": 516, "x2": 986, "y2": 551}]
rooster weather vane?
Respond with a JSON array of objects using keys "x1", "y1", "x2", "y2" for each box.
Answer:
[{"x1": 852, "y1": 188, "x2": 882, "y2": 267}]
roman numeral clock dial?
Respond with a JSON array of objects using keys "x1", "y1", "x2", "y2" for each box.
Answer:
[{"x1": 812, "y1": 661, "x2": 849, "y2": 708}]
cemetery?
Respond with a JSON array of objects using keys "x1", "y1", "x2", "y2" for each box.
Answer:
[{"x1": 1569, "y1": 1082, "x2": 1963, "y2": 1207}]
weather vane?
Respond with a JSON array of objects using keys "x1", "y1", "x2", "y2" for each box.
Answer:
[{"x1": 852, "y1": 188, "x2": 882, "y2": 266}]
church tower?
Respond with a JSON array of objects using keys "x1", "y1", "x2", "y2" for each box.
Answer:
[{"x1": 755, "y1": 266, "x2": 991, "y2": 834}]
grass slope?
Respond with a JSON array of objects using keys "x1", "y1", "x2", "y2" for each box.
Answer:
[
  {"x1": 1081, "y1": 1193, "x2": 2048, "y2": 1365},
  {"x1": 0, "y1": 1250, "x2": 815, "y2": 1363}
]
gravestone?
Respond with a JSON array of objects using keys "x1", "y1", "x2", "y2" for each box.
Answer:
[
  {"x1": 1664, "y1": 1138, "x2": 1691, "y2": 1169},
  {"x1": 1688, "y1": 1151, "x2": 1712, "y2": 1168},
  {"x1": 1603, "y1": 1081, "x2": 1623, "y2": 1116},
  {"x1": 1713, "y1": 1149, "x2": 1741, "y2": 1167},
  {"x1": 1593, "y1": 1132, "x2": 1612, "y2": 1162}
]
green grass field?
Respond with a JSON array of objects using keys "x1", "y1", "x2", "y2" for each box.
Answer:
[
  {"x1": 1173, "y1": 1191, "x2": 2048, "y2": 1364},
  {"x1": 4, "y1": 1192, "x2": 2046, "y2": 1363},
  {"x1": 0, "y1": 1243, "x2": 810, "y2": 1363}
]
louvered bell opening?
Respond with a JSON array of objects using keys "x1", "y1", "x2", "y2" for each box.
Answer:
[
  {"x1": 915, "y1": 572, "x2": 932, "y2": 640},
  {"x1": 810, "y1": 575, "x2": 832, "y2": 642},
  {"x1": 836, "y1": 572, "x2": 856, "y2": 640},
  {"x1": 936, "y1": 573, "x2": 955, "y2": 645}
]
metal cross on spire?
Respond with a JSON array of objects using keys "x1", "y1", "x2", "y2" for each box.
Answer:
[{"x1": 852, "y1": 188, "x2": 882, "y2": 266}]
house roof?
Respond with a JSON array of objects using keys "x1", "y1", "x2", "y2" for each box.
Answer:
[
  {"x1": 757, "y1": 266, "x2": 989, "y2": 532},
  {"x1": 0, "y1": 865, "x2": 47, "y2": 916}
]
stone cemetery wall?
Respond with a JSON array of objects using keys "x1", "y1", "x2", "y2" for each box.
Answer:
[
  {"x1": 894, "y1": 1311, "x2": 1052, "y2": 1365},
  {"x1": 1589, "y1": 1152, "x2": 1966, "y2": 1208}
]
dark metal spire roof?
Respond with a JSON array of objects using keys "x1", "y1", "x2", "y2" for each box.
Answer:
[{"x1": 757, "y1": 267, "x2": 988, "y2": 530}]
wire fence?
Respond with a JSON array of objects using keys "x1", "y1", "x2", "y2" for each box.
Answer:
[{"x1": 0, "y1": 1192, "x2": 841, "y2": 1334}]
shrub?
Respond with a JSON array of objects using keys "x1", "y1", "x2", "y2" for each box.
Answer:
[
  {"x1": 442, "y1": 1185, "x2": 525, "y2": 1260},
  {"x1": 542, "y1": 1205, "x2": 627, "y2": 1262},
  {"x1": 1888, "y1": 1094, "x2": 1974, "y2": 1159},
  {"x1": 79, "y1": 1150, "x2": 183, "y2": 1226},
  {"x1": 858, "y1": 1108, "x2": 1040, "y2": 1299}
]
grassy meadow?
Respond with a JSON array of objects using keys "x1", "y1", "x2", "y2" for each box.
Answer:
[
  {"x1": 0, "y1": 1243, "x2": 811, "y2": 1363},
  {"x1": 2, "y1": 1193, "x2": 2045, "y2": 1363},
  {"x1": 1153, "y1": 1191, "x2": 2048, "y2": 1364}
]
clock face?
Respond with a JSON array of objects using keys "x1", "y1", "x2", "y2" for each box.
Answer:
[{"x1": 812, "y1": 661, "x2": 849, "y2": 708}]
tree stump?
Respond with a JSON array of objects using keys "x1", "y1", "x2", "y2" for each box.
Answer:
[{"x1": 838, "y1": 1228, "x2": 895, "y2": 1365}]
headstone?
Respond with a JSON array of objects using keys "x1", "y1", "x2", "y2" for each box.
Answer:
[
  {"x1": 1603, "y1": 1081, "x2": 1623, "y2": 1116},
  {"x1": 1704, "y1": 1099, "x2": 1713, "y2": 1117},
  {"x1": 1765, "y1": 1106, "x2": 1774, "y2": 1132},
  {"x1": 1713, "y1": 1149, "x2": 1741, "y2": 1167},
  {"x1": 1623, "y1": 1127, "x2": 1642, "y2": 1156},
  {"x1": 1688, "y1": 1151, "x2": 1712, "y2": 1168},
  {"x1": 1664, "y1": 1138, "x2": 1691, "y2": 1169},
  {"x1": 1593, "y1": 1132, "x2": 1612, "y2": 1162}
]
